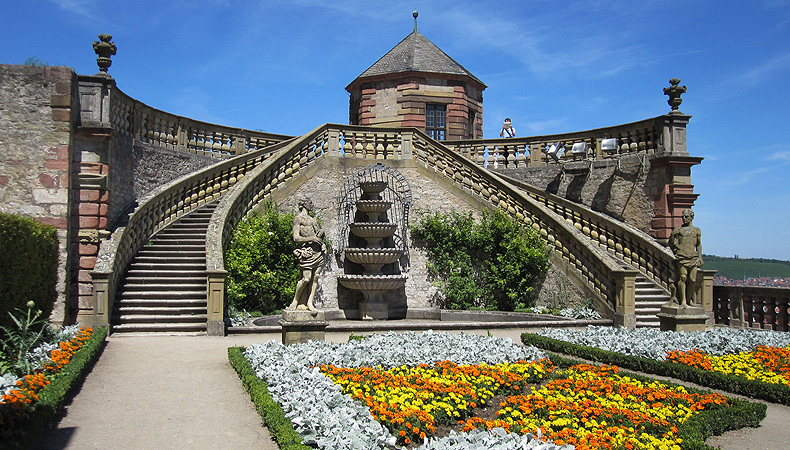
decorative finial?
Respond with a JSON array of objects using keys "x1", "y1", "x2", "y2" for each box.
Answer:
[
  {"x1": 92, "y1": 34, "x2": 117, "y2": 77},
  {"x1": 413, "y1": 10, "x2": 418, "y2": 32},
  {"x1": 663, "y1": 78, "x2": 687, "y2": 114}
]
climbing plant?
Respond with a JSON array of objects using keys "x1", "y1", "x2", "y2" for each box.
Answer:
[{"x1": 411, "y1": 208, "x2": 549, "y2": 311}]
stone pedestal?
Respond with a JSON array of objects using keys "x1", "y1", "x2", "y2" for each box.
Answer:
[
  {"x1": 280, "y1": 310, "x2": 327, "y2": 345},
  {"x1": 657, "y1": 304, "x2": 708, "y2": 332}
]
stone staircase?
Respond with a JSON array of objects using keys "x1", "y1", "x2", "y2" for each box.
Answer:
[
  {"x1": 634, "y1": 275, "x2": 671, "y2": 328},
  {"x1": 111, "y1": 202, "x2": 217, "y2": 333}
]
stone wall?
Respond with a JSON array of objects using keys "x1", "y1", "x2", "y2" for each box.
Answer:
[
  {"x1": 495, "y1": 153, "x2": 665, "y2": 236},
  {"x1": 108, "y1": 139, "x2": 219, "y2": 228},
  {"x1": 0, "y1": 64, "x2": 77, "y2": 324}
]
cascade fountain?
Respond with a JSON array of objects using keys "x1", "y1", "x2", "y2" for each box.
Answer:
[{"x1": 337, "y1": 179, "x2": 408, "y2": 320}]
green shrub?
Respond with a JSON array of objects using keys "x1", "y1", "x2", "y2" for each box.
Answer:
[
  {"x1": 0, "y1": 213, "x2": 59, "y2": 329},
  {"x1": 411, "y1": 208, "x2": 549, "y2": 310},
  {"x1": 225, "y1": 203, "x2": 298, "y2": 314}
]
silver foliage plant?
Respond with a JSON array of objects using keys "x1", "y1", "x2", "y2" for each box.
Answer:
[
  {"x1": 537, "y1": 325, "x2": 790, "y2": 360},
  {"x1": 244, "y1": 331, "x2": 566, "y2": 450}
]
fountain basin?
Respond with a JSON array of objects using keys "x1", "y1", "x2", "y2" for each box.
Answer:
[
  {"x1": 338, "y1": 274, "x2": 408, "y2": 291},
  {"x1": 345, "y1": 248, "x2": 403, "y2": 266},
  {"x1": 356, "y1": 200, "x2": 392, "y2": 214},
  {"x1": 359, "y1": 180, "x2": 387, "y2": 196},
  {"x1": 349, "y1": 222, "x2": 397, "y2": 238}
]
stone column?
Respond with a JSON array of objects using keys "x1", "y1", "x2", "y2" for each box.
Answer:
[
  {"x1": 206, "y1": 269, "x2": 227, "y2": 336},
  {"x1": 649, "y1": 156, "x2": 702, "y2": 243},
  {"x1": 613, "y1": 269, "x2": 637, "y2": 328}
]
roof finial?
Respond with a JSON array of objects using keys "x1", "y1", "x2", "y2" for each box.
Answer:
[{"x1": 413, "y1": 10, "x2": 418, "y2": 32}]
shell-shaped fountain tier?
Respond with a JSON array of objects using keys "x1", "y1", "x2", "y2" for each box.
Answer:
[
  {"x1": 337, "y1": 274, "x2": 408, "y2": 291},
  {"x1": 359, "y1": 180, "x2": 387, "y2": 196},
  {"x1": 356, "y1": 199, "x2": 392, "y2": 214},
  {"x1": 349, "y1": 222, "x2": 397, "y2": 239},
  {"x1": 345, "y1": 248, "x2": 403, "y2": 266}
]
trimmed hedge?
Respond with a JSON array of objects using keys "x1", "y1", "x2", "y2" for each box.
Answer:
[
  {"x1": 0, "y1": 326, "x2": 107, "y2": 449},
  {"x1": 0, "y1": 213, "x2": 59, "y2": 329},
  {"x1": 228, "y1": 347, "x2": 312, "y2": 450},
  {"x1": 544, "y1": 350, "x2": 766, "y2": 450},
  {"x1": 522, "y1": 332, "x2": 790, "y2": 405}
]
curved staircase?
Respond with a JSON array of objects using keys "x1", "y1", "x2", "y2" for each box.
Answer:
[{"x1": 111, "y1": 201, "x2": 217, "y2": 333}]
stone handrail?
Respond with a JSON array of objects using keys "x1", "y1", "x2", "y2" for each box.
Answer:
[
  {"x1": 81, "y1": 79, "x2": 292, "y2": 156},
  {"x1": 91, "y1": 137, "x2": 295, "y2": 328},
  {"x1": 444, "y1": 115, "x2": 688, "y2": 168},
  {"x1": 499, "y1": 175, "x2": 677, "y2": 292},
  {"x1": 409, "y1": 131, "x2": 639, "y2": 324},
  {"x1": 714, "y1": 285, "x2": 790, "y2": 331}
]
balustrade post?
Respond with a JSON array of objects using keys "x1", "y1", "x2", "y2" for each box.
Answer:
[
  {"x1": 400, "y1": 132, "x2": 413, "y2": 160},
  {"x1": 529, "y1": 142, "x2": 542, "y2": 166},
  {"x1": 91, "y1": 270, "x2": 112, "y2": 329},
  {"x1": 327, "y1": 129, "x2": 341, "y2": 157},
  {"x1": 232, "y1": 135, "x2": 247, "y2": 155},
  {"x1": 613, "y1": 269, "x2": 637, "y2": 328},
  {"x1": 696, "y1": 269, "x2": 716, "y2": 325},
  {"x1": 206, "y1": 269, "x2": 227, "y2": 336}
]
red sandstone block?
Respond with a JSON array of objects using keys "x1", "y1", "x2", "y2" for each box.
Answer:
[
  {"x1": 78, "y1": 282, "x2": 94, "y2": 296},
  {"x1": 59, "y1": 173, "x2": 69, "y2": 187},
  {"x1": 401, "y1": 120, "x2": 424, "y2": 127},
  {"x1": 45, "y1": 160, "x2": 69, "y2": 171},
  {"x1": 0, "y1": 176, "x2": 9, "y2": 186},
  {"x1": 79, "y1": 203, "x2": 100, "y2": 215},
  {"x1": 79, "y1": 216, "x2": 99, "y2": 228},
  {"x1": 6, "y1": 160, "x2": 21, "y2": 166},
  {"x1": 360, "y1": 99, "x2": 376, "y2": 107},
  {"x1": 454, "y1": 86, "x2": 466, "y2": 93},
  {"x1": 99, "y1": 217, "x2": 108, "y2": 229},
  {"x1": 79, "y1": 189, "x2": 100, "y2": 202},
  {"x1": 79, "y1": 243, "x2": 98, "y2": 256},
  {"x1": 100, "y1": 204, "x2": 108, "y2": 216},
  {"x1": 397, "y1": 83, "x2": 419, "y2": 90},
  {"x1": 59, "y1": 145, "x2": 70, "y2": 160},
  {"x1": 447, "y1": 104, "x2": 464, "y2": 111},
  {"x1": 360, "y1": 112, "x2": 376, "y2": 119},
  {"x1": 39, "y1": 173, "x2": 57, "y2": 188},
  {"x1": 50, "y1": 94, "x2": 71, "y2": 108},
  {"x1": 79, "y1": 257, "x2": 97, "y2": 270},
  {"x1": 403, "y1": 114, "x2": 425, "y2": 121},
  {"x1": 78, "y1": 270, "x2": 94, "y2": 283},
  {"x1": 99, "y1": 191, "x2": 109, "y2": 202},
  {"x1": 361, "y1": 88, "x2": 377, "y2": 95},
  {"x1": 35, "y1": 217, "x2": 67, "y2": 229},
  {"x1": 359, "y1": 119, "x2": 371, "y2": 125},
  {"x1": 51, "y1": 108, "x2": 71, "y2": 122},
  {"x1": 55, "y1": 82, "x2": 71, "y2": 94}
]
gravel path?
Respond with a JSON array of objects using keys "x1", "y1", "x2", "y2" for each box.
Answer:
[{"x1": 40, "y1": 328, "x2": 790, "y2": 449}]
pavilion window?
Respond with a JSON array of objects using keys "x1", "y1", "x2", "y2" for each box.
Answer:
[{"x1": 426, "y1": 104, "x2": 446, "y2": 140}]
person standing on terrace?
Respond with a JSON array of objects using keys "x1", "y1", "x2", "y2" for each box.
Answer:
[{"x1": 500, "y1": 118, "x2": 516, "y2": 138}]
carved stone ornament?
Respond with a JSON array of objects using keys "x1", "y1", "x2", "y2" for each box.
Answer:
[
  {"x1": 663, "y1": 78, "x2": 687, "y2": 113},
  {"x1": 92, "y1": 34, "x2": 117, "y2": 76}
]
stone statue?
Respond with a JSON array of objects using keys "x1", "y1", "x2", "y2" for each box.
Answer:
[
  {"x1": 669, "y1": 209, "x2": 703, "y2": 307},
  {"x1": 288, "y1": 198, "x2": 326, "y2": 311}
]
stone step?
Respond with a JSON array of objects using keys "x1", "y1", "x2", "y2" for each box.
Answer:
[
  {"x1": 114, "y1": 314, "x2": 208, "y2": 324},
  {"x1": 135, "y1": 250, "x2": 206, "y2": 258},
  {"x1": 128, "y1": 262, "x2": 206, "y2": 270},
  {"x1": 115, "y1": 306, "x2": 207, "y2": 315},
  {"x1": 112, "y1": 323, "x2": 207, "y2": 333},
  {"x1": 117, "y1": 298, "x2": 208, "y2": 307},
  {"x1": 117, "y1": 290, "x2": 206, "y2": 300},
  {"x1": 121, "y1": 283, "x2": 206, "y2": 292},
  {"x1": 132, "y1": 256, "x2": 206, "y2": 264},
  {"x1": 123, "y1": 276, "x2": 206, "y2": 284}
]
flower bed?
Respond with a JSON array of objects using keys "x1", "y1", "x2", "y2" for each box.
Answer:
[
  {"x1": 0, "y1": 326, "x2": 106, "y2": 449},
  {"x1": 239, "y1": 331, "x2": 765, "y2": 450},
  {"x1": 524, "y1": 326, "x2": 790, "y2": 404}
]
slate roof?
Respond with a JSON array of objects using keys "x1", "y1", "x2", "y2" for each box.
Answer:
[{"x1": 352, "y1": 31, "x2": 485, "y2": 88}]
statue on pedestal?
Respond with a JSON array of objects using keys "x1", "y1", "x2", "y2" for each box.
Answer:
[
  {"x1": 669, "y1": 209, "x2": 703, "y2": 307},
  {"x1": 288, "y1": 198, "x2": 325, "y2": 311}
]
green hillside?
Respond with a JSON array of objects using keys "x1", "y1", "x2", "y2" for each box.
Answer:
[{"x1": 702, "y1": 255, "x2": 790, "y2": 279}]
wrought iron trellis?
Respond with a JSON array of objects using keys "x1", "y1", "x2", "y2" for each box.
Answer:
[{"x1": 335, "y1": 163, "x2": 412, "y2": 271}]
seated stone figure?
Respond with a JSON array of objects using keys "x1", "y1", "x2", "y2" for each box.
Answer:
[
  {"x1": 288, "y1": 198, "x2": 326, "y2": 311},
  {"x1": 669, "y1": 209, "x2": 703, "y2": 307}
]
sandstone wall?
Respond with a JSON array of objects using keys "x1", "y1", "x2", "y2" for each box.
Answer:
[{"x1": 0, "y1": 64, "x2": 77, "y2": 324}]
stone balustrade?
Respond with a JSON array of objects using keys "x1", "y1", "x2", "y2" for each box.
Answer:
[
  {"x1": 714, "y1": 285, "x2": 790, "y2": 332},
  {"x1": 94, "y1": 120, "x2": 693, "y2": 333},
  {"x1": 445, "y1": 115, "x2": 688, "y2": 168},
  {"x1": 103, "y1": 85, "x2": 291, "y2": 156},
  {"x1": 91, "y1": 138, "x2": 293, "y2": 328}
]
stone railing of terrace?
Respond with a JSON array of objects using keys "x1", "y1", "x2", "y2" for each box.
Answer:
[
  {"x1": 91, "y1": 137, "x2": 296, "y2": 330},
  {"x1": 713, "y1": 285, "x2": 790, "y2": 332},
  {"x1": 203, "y1": 124, "x2": 645, "y2": 334},
  {"x1": 499, "y1": 174, "x2": 677, "y2": 293},
  {"x1": 81, "y1": 78, "x2": 292, "y2": 157},
  {"x1": 443, "y1": 115, "x2": 689, "y2": 168}
]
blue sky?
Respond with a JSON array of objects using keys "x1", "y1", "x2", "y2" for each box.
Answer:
[{"x1": 3, "y1": 0, "x2": 789, "y2": 260}]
